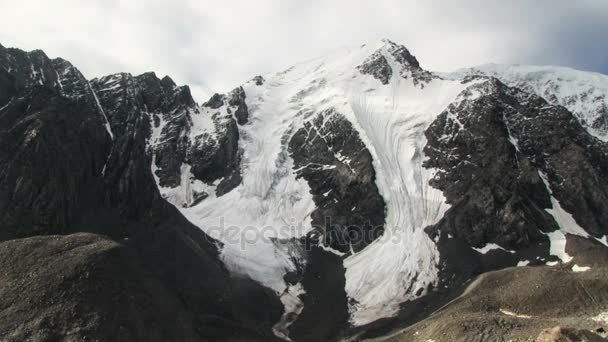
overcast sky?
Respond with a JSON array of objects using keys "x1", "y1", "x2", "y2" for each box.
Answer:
[{"x1": 1, "y1": 0, "x2": 606, "y2": 100}]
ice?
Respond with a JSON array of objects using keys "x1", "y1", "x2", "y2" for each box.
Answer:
[{"x1": 179, "y1": 78, "x2": 317, "y2": 294}]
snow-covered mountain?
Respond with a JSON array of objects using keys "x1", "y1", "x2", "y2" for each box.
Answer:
[
  {"x1": 140, "y1": 39, "x2": 608, "y2": 331},
  {"x1": 444, "y1": 64, "x2": 608, "y2": 141},
  {"x1": 1, "y1": 39, "x2": 608, "y2": 341}
]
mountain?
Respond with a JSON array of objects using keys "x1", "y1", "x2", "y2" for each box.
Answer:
[
  {"x1": 1, "y1": 39, "x2": 607, "y2": 341},
  {"x1": 0, "y1": 42, "x2": 283, "y2": 341},
  {"x1": 444, "y1": 64, "x2": 608, "y2": 141}
]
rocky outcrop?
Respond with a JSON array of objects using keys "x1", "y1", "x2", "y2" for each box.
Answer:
[
  {"x1": 0, "y1": 45, "x2": 112, "y2": 238},
  {"x1": 228, "y1": 86, "x2": 249, "y2": 125},
  {"x1": 357, "y1": 39, "x2": 435, "y2": 87},
  {"x1": 289, "y1": 109, "x2": 385, "y2": 253},
  {"x1": 357, "y1": 51, "x2": 392, "y2": 85},
  {"x1": 425, "y1": 78, "x2": 608, "y2": 250},
  {"x1": 450, "y1": 64, "x2": 608, "y2": 140},
  {"x1": 188, "y1": 93, "x2": 243, "y2": 197}
]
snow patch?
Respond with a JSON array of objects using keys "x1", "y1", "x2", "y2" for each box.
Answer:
[
  {"x1": 592, "y1": 311, "x2": 608, "y2": 324},
  {"x1": 472, "y1": 243, "x2": 516, "y2": 254},
  {"x1": 543, "y1": 230, "x2": 573, "y2": 264},
  {"x1": 499, "y1": 309, "x2": 531, "y2": 319},
  {"x1": 272, "y1": 283, "x2": 306, "y2": 341},
  {"x1": 571, "y1": 264, "x2": 591, "y2": 272},
  {"x1": 538, "y1": 171, "x2": 593, "y2": 263},
  {"x1": 88, "y1": 81, "x2": 114, "y2": 140},
  {"x1": 596, "y1": 235, "x2": 608, "y2": 247}
]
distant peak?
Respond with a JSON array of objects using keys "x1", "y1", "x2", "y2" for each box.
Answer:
[
  {"x1": 381, "y1": 39, "x2": 420, "y2": 69},
  {"x1": 137, "y1": 71, "x2": 158, "y2": 80},
  {"x1": 160, "y1": 75, "x2": 176, "y2": 89},
  {"x1": 358, "y1": 38, "x2": 432, "y2": 86}
]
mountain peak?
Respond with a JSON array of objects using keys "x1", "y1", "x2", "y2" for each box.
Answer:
[
  {"x1": 379, "y1": 39, "x2": 420, "y2": 69},
  {"x1": 356, "y1": 38, "x2": 430, "y2": 85}
]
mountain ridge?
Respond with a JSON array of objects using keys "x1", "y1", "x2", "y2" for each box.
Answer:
[{"x1": 1, "y1": 39, "x2": 607, "y2": 341}]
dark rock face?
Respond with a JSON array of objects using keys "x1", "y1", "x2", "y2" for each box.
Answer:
[
  {"x1": 289, "y1": 109, "x2": 385, "y2": 253},
  {"x1": 228, "y1": 86, "x2": 249, "y2": 125},
  {"x1": 424, "y1": 80, "x2": 553, "y2": 249},
  {"x1": 424, "y1": 78, "x2": 608, "y2": 251},
  {"x1": 0, "y1": 88, "x2": 111, "y2": 238},
  {"x1": 187, "y1": 89, "x2": 246, "y2": 196},
  {"x1": 91, "y1": 72, "x2": 193, "y2": 192},
  {"x1": 384, "y1": 40, "x2": 435, "y2": 86},
  {"x1": 0, "y1": 45, "x2": 112, "y2": 239},
  {"x1": 285, "y1": 109, "x2": 385, "y2": 341},
  {"x1": 288, "y1": 246, "x2": 349, "y2": 342},
  {"x1": 0, "y1": 46, "x2": 59, "y2": 96},
  {"x1": 92, "y1": 72, "x2": 244, "y2": 203},
  {"x1": 188, "y1": 112, "x2": 242, "y2": 197},
  {"x1": 357, "y1": 40, "x2": 435, "y2": 87},
  {"x1": 252, "y1": 75, "x2": 265, "y2": 86},
  {"x1": 203, "y1": 93, "x2": 226, "y2": 109},
  {"x1": 357, "y1": 51, "x2": 392, "y2": 85}
]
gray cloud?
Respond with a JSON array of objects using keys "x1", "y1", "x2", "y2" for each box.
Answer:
[{"x1": 0, "y1": 0, "x2": 606, "y2": 101}]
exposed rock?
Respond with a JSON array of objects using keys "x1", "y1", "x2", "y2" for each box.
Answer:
[
  {"x1": 357, "y1": 39, "x2": 435, "y2": 87},
  {"x1": 289, "y1": 109, "x2": 385, "y2": 253},
  {"x1": 288, "y1": 245, "x2": 349, "y2": 342},
  {"x1": 228, "y1": 86, "x2": 249, "y2": 125},
  {"x1": 252, "y1": 75, "x2": 265, "y2": 86},
  {"x1": 425, "y1": 78, "x2": 608, "y2": 252},
  {"x1": 188, "y1": 110, "x2": 242, "y2": 196},
  {"x1": 0, "y1": 87, "x2": 111, "y2": 238},
  {"x1": 203, "y1": 93, "x2": 226, "y2": 109},
  {"x1": 357, "y1": 51, "x2": 392, "y2": 85}
]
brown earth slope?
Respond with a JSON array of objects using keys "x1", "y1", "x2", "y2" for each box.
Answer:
[{"x1": 364, "y1": 236, "x2": 608, "y2": 342}]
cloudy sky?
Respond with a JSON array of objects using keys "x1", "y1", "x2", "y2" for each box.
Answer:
[{"x1": 1, "y1": 0, "x2": 606, "y2": 100}]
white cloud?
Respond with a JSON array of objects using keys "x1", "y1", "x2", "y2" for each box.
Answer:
[{"x1": 0, "y1": 0, "x2": 606, "y2": 100}]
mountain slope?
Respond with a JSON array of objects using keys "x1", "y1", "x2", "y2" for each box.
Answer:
[
  {"x1": 134, "y1": 39, "x2": 608, "y2": 339},
  {"x1": 445, "y1": 64, "x2": 608, "y2": 141},
  {"x1": 0, "y1": 43, "x2": 283, "y2": 341}
]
